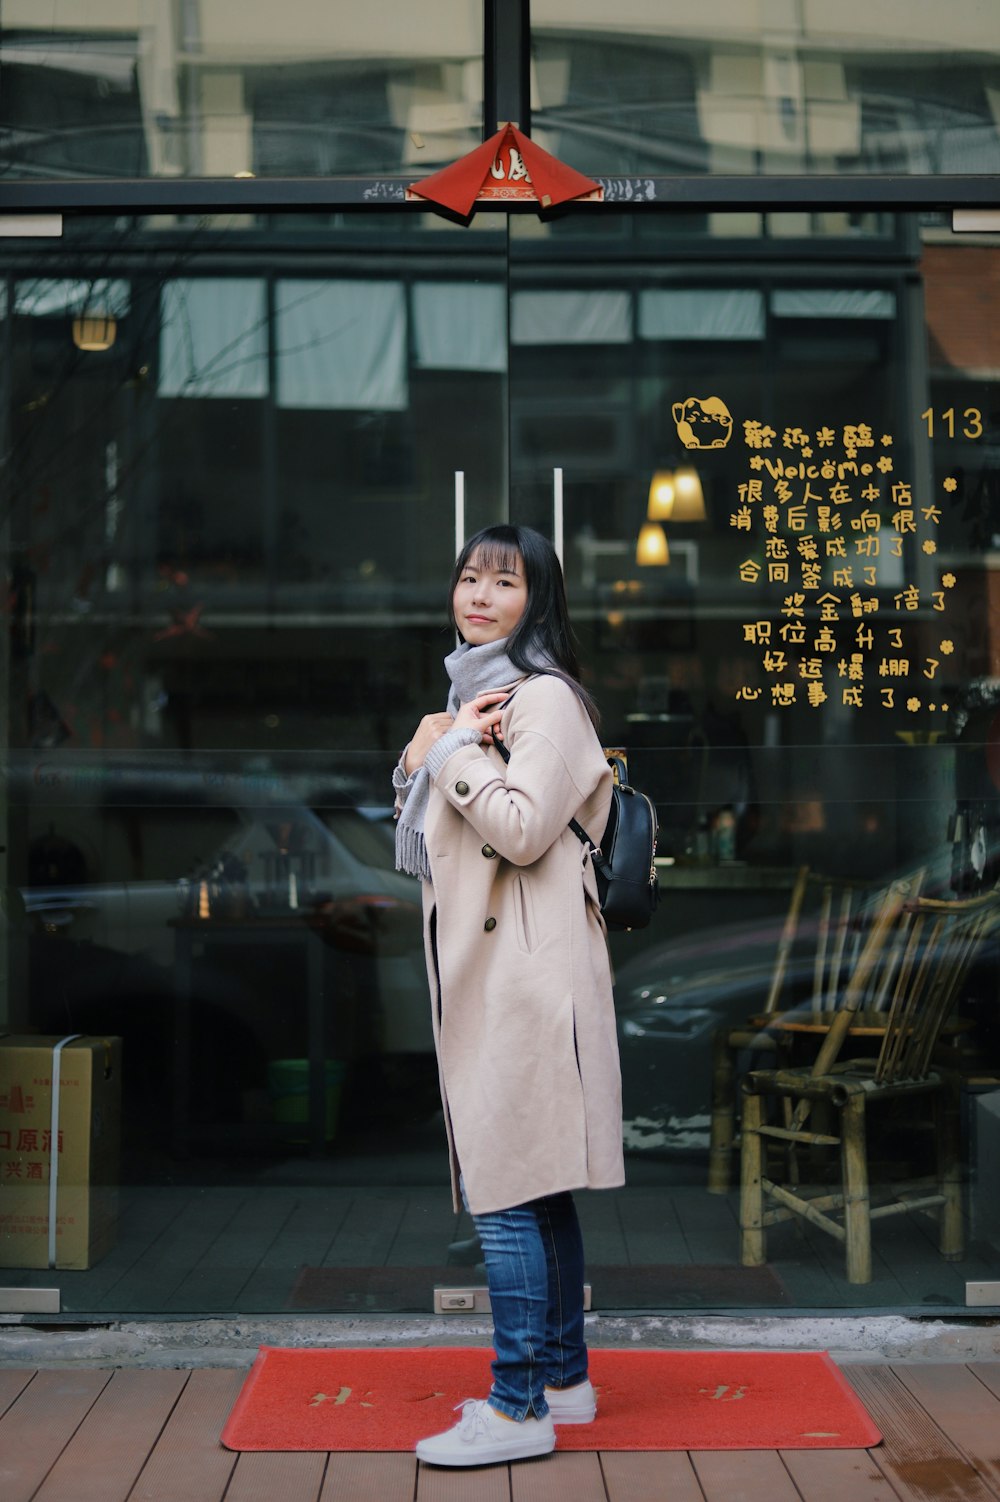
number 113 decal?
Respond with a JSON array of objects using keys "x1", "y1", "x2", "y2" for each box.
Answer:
[{"x1": 921, "y1": 407, "x2": 983, "y2": 439}]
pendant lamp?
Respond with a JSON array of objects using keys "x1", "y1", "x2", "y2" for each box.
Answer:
[{"x1": 636, "y1": 521, "x2": 669, "y2": 566}]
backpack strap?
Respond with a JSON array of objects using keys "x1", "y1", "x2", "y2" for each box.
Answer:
[{"x1": 489, "y1": 724, "x2": 610, "y2": 875}]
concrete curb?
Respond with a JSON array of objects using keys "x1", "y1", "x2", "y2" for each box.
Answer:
[{"x1": 1, "y1": 1313, "x2": 998, "y2": 1368}]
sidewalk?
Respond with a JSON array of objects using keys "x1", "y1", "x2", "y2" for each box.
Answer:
[{"x1": 3, "y1": 1356, "x2": 1000, "y2": 1501}]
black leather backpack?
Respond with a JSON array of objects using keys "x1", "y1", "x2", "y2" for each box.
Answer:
[{"x1": 573, "y1": 754, "x2": 659, "y2": 931}]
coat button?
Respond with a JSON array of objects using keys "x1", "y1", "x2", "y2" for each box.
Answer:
[
  {"x1": 481, "y1": 844, "x2": 497, "y2": 858},
  {"x1": 455, "y1": 780, "x2": 469, "y2": 795},
  {"x1": 484, "y1": 916, "x2": 497, "y2": 932}
]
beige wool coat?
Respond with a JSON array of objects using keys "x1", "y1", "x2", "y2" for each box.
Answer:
[{"x1": 419, "y1": 674, "x2": 625, "y2": 1216}]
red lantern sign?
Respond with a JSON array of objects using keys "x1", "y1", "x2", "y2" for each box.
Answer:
[{"x1": 406, "y1": 122, "x2": 603, "y2": 217}]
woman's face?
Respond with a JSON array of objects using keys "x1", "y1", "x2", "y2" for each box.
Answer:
[{"x1": 453, "y1": 548, "x2": 528, "y2": 646}]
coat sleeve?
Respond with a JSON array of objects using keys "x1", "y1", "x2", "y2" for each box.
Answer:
[
  {"x1": 392, "y1": 727, "x2": 479, "y2": 816},
  {"x1": 423, "y1": 678, "x2": 606, "y2": 866},
  {"x1": 391, "y1": 750, "x2": 414, "y2": 816}
]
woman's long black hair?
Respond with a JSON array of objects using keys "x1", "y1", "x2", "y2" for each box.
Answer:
[{"x1": 449, "y1": 524, "x2": 600, "y2": 728}]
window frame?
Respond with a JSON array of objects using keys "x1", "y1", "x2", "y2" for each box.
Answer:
[{"x1": 0, "y1": 3, "x2": 995, "y2": 218}]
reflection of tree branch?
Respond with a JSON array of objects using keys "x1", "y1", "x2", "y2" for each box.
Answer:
[
  {"x1": 5, "y1": 257, "x2": 390, "y2": 551},
  {"x1": 1, "y1": 226, "x2": 280, "y2": 744},
  {"x1": 159, "y1": 280, "x2": 271, "y2": 395},
  {"x1": 143, "y1": 272, "x2": 364, "y2": 401},
  {"x1": 4, "y1": 224, "x2": 176, "y2": 505},
  {"x1": 0, "y1": 220, "x2": 247, "y2": 735},
  {"x1": 1, "y1": 215, "x2": 265, "y2": 536},
  {"x1": 270, "y1": 278, "x2": 379, "y2": 363}
]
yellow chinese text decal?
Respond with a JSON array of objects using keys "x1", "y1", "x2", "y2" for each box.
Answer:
[{"x1": 732, "y1": 420, "x2": 955, "y2": 713}]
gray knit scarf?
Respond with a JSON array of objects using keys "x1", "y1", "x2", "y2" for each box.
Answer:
[{"x1": 394, "y1": 637, "x2": 522, "y2": 881}]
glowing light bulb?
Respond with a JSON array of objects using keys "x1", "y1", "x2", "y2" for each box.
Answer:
[{"x1": 636, "y1": 522, "x2": 669, "y2": 566}]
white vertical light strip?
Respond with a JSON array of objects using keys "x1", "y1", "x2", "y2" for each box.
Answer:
[
  {"x1": 553, "y1": 468, "x2": 564, "y2": 566},
  {"x1": 454, "y1": 470, "x2": 465, "y2": 647},
  {"x1": 454, "y1": 470, "x2": 465, "y2": 559},
  {"x1": 47, "y1": 1035, "x2": 82, "y2": 1268}
]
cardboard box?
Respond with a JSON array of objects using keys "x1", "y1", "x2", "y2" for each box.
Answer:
[{"x1": 0, "y1": 1035, "x2": 121, "y2": 1270}]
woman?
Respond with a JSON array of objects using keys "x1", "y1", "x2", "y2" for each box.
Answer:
[{"x1": 393, "y1": 524, "x2": 624, "y2": 1467}]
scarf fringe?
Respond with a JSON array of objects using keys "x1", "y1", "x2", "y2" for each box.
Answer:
[{"x1": 395, "y1": 816, "x2": 432, "y2": 882}]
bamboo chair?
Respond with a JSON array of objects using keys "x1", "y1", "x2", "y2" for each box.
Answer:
[
  {"x1": 739, "y1": 880, "x2": 1000, "y2": 1284},
  {"x1": 708, "y1": 866, "x2": 895, "y2": 1193}
]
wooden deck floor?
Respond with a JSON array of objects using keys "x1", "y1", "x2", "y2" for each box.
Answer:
[{"x1": 3, "y1": 1361, "x2": 1000, "y2": 1501}]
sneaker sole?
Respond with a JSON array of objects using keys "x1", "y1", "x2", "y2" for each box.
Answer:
[
  {"x1": 550, "y1": 1408, "x2": 596, "y2": 1425},
  {"x1": 416, "y1": 1435, "x2": 556, "y2": 1467}
]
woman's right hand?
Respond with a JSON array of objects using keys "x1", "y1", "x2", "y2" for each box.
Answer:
[{"x1": 403, "y1": 713, "x2": 456, "y2": 775}]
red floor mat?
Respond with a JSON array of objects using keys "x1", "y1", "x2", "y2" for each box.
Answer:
[{"x1": 221, "y1": 1346, "x2": 881, "y2": 1452}]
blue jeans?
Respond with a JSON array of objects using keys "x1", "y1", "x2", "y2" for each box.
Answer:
[{"x1": 470, "y1": 1191, "x2": 588, "y2": 1421}]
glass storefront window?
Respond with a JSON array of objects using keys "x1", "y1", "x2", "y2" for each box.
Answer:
[
  {"x1": 0, "y1": 211, "x2": 510, "y2": 1312},
  {"x1": 506, "y1": 212, "x2": 1000, "y2": 1312},
  {"x1": 0, "y1": 2, "x2": 483, "y2": 179},
  {"x1": 531, "y1": 1, "x2": 1000, "y2": 177},
  {"x1": 2, "y1": 204, "x2": 1000, "y2": 1320}
]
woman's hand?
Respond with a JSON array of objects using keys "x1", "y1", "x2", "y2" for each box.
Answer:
[
  {"x1": 453, "y1": 691, "x2": 508, "y2": 743},
  {"x1": 403, "y1": 713, "x2": 457, "y2": 775}
]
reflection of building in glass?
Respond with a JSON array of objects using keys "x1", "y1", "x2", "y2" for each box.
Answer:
[
  {"x1": 0, "y1": 2, "x2": 484, "y2": 178},
  {"x1": 4, "y1": 4, "x2": 1000, "y2": 182},
  {"x1": 531, "y1": 2, "x2": 1000, "y2": 177}
]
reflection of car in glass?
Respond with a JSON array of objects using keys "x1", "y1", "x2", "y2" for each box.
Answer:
[
  {"x1": 22, "y1": 800, "x2": 429, "y2": 1053},
  {"x1": 16, "y1": 759, "x2": 435, "y2": 1144},
  {"x1": 614, "y1": 917, "x2": 794, "y2": 1155}
]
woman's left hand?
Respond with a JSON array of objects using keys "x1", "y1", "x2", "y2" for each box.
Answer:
[{"x1": 453, "y1": 691, "x2": 508, "y2": 744}]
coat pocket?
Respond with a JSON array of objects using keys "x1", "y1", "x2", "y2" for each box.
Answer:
[{"x1": 512, "y1": 873, "x2": 538, "y2": 955}]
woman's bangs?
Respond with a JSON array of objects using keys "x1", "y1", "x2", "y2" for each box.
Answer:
[{"x1": 464, "y1": 541, "x2": 522, "y2": 578}]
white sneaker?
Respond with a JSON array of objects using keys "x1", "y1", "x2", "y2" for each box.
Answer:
[
  {"x1": 415, "y1": 1398, "x2": 556, "y2": 1467},
  {"x1": 544, "y1": 1378, "x2": 597, "y2": 1424}
]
